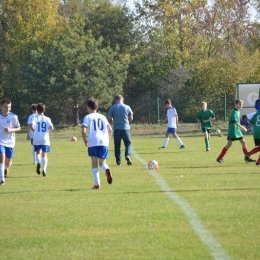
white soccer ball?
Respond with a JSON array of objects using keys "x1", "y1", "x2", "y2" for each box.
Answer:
[
  {"x1": 216, "y1": 129, "x2": 221, "y2": 134},
  {"x1": 148, "y1": 160, "x2": 159, "y2": 170}
]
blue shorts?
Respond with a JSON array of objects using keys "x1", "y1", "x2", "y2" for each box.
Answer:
[
  {"x1": 34, "y1": 145, "x2": 50, "y2": 153},
  {"x1": 0, "y1": 146, "x2": 14, "y2": 159},
  {"x1": 167, "y1": 127, "x2": 176, "y2": 134},
  {"x1": 88, "y1": 146, "x2": 108, "y2": 159}
]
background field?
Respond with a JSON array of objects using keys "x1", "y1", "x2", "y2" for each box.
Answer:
[{"x1": 0, "y1": 124, "x2": 259, "y2": 260}]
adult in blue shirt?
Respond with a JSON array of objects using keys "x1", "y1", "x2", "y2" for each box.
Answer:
[
  {"x1": 108, "y1": 95, "x2": 133, "y2": 166},
  {"x1": 255, "y1": 94, "x2": 260, "y2": 112}
]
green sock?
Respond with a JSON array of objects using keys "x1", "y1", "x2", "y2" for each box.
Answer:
[{"x1": 205, "y1": 138, "x2": 209, "y2": 148}]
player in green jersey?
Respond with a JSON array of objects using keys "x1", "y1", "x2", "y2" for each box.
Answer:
[
  {"x1": 244, "y1": 111, "x2": 260, "y2": 165},
  {"x1": 216, "y1": 99, "x2": 254, "y2": 163},
  {"x1": 197, "y1": 102, "x2": 215, "y2": 151}
]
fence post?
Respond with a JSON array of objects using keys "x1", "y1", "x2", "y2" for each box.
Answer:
[{"x1": 157, "y1": 97, "x2": 160, "y2": 124}]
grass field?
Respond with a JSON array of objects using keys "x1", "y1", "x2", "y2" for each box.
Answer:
[{"x1": 1, "y1": 125, "x2": 260, "y2": 260}]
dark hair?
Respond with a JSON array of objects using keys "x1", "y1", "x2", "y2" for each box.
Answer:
[
  {"x1": 36, "y1": 103, "x2": 46, "y2": 113},
  {"x1": 1, "y1": 98, "x2": 11, "y2": 105},
  {"x1": 164, "y1": 99, "x2": 171, "y2": 105},
  {"x1": 115, "y1": 95, "x2": 123, "y2": 101},
  {"x1": 31, "y1": 104, "x2": 37, "y2": 111},
  {"x1": 87, "y1": 99, "x2": 98, "y2": 110}
]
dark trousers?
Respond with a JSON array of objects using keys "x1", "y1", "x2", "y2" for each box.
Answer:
[{"x1": 114, "y1": 130, "x2": 131, "y2": 164}]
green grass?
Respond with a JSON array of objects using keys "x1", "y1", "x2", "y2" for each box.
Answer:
[{"x1": 1, "y1": 126, "x2": 260, "y2": 260}]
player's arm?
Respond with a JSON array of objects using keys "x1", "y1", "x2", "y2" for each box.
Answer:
[
  {"x1": 26, "y1": 125, "x2": 30, "y2": 140},
  {"x1": 160, "y1": 116, "x2": 167, "y2": 126},
  {"x1": 176, "y1": 115, "x2": 179, "y2": 128},
  {"x1": 128, "y1": 114, "x2": 133, "y2": 122},
  {"x1": 4, "y1": 126, "x2": 21, "y2": 133},
  {"x1": 107, "y1": 115, "x2": 113, "y2": 124},
  {"x1": 107, "y1": 125, "x2": 113, "y2": 139},
  {"x1": 234, "y1": 121, "x2": 247, "y2": 132},
  {"x1": 48, "y1": 126, "x2": 54, "y2": 132},
  {"x1": 81, "y1": 126, "x2": 88, "y2": 146}
]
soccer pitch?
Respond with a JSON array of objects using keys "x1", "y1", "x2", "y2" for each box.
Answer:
[{"x1": 1, "y1": 130, "x2": 260, "y2": 260}]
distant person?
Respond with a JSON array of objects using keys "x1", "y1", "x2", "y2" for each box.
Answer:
[
  {"x1": 245, "y1": 110, "x2": 260, "y2": 165},
  {"x1": 107, "y1": 95, "x2": 133, "y2": 166},
  {"x1": 26, "y1": 104, "x2": 37, "y2": 164},
  {"x1": 197, "y1": 101, "x2": 215, "y2": 151},
  {"x1": 247, "y1": 112, "x2": 256, "y2": 133},
  {"x1": 240, "y1": 115, "x2": 250, "y2": 132},
  {"x1": 216, "y1": 99, "x2": 254, "y2": 163},
  {"x1": 255, "y1": 94, "x2": 260, "y2": 112},
  {"x1": 31, "y1": 103, "x2": 54, "y2": 177},
  {"x1": 82, "y1": 99, "x2": 113, "y2": 189},
  {"x1": 158, "y1": 99, "x2": 185, "y2": 149},
  {"x1": 0, "y1": 98, "x2": 21, "y2": 185}
]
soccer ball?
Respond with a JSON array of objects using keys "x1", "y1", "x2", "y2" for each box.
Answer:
[
  {"x1": 71, "y1": 136, "x2": 77, "y2": 142},
  {"x1": 148, "y1": 160, "x2": 159, "y2": 170},
  {"x1": 216, "y1": 129, "x2": 221, "y2": 134}
]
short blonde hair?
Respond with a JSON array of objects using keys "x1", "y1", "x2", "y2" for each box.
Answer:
[{"x1": 201, "y1": 102, "x2": 207, "y2": 106}]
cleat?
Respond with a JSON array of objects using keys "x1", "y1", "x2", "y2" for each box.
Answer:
[
  {"x1": 126, "y1": 156, "x2": 132, "y2": 165},
  {"x1": 42, "y1": 171, "x2": 46, "y2": 177},
  {"x1": 4, "y1": 168, "x2": 8, "y2": 177},
  {"x1": 92, "y1": 185, "x2": 101, "y2": 189},
  {"x1": 0, "y1": 180, "x2": 5, "y2": 186},
  {"x1": 256, "y1": 162, "x2": 260, "y2": 166},
  {"x1": 244, "y1": 154, "x2": 256, "y2": 163},
  {"x1": 105, "y1": 169, "x2": 113, "y2": 184},
  {"x1": 158, "y1": 146, "x2": 166, "y2": 149},
  {"x1": 36, "y1": 163, "x2": 41, "y2": 175},
  {"x1": 206, "y1": 148, "x2": 210, "y2": 151},
  {"x1": 180, "y1": 145, "x2": 185, "y2": 149},
  {"x1": 216, "y1": 158, "x2": 224, "y2": 164}
]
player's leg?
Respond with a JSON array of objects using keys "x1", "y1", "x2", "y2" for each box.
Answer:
[
  {"x1": 0, "y1": 146, "x2": 6, "y2": 185},
  {"x1": 245, "y1": 139, "x2": 259, "y2": 163},
  {"x1": 98, "y1": 146, "x2": 112, "y2": 184},
  {"x1": 114, "y1": 130, "x2": 122, "y2": 165},
  {"x1": 216, "y1": 139, "x2": 233, "y2": 163},
  {"x1": 173, "y1": 129, "x2": 185, "y2": 148},
  {"x1": 159, "y1": 130, "x2": 170, "y2": 149},
  {"x1": 88, "y1": 146, "x2": 101, "y2": 189},
  {"x1": 41, "y1": 145, "x2": 50, "y2": 177},
  {"x1": 34, "y1": 145, "x2": 42, "y2": 174},
  {"x1": 31, "y1": 139, "x2": 36, "y2": 164},
  {"x1": 203, "y1": 128, "x2": 210, "y2": 151},
  {"x1": 4, "y1": 147, "x2": 14, "y2": 177}
]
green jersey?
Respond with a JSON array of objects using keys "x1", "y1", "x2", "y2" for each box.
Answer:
[
  {"x1": 197, "y1": 109, "x2": 215, "y2": 129},
  {"x1": 249, "y1": 111, "x2": 260, "y2": 139},
  {"x1": 228, "y1": 109, "x2": 243, "y2": 139}
]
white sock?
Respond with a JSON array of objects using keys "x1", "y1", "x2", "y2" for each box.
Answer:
[
  {"x1": 32, "y1": 147, "x2": 36, "y2": 162},
  {"x1": 0, "y1": 163, "x2": 4, "y2": 181},
  {"x1": 92, "y1": 168, "x2": 100, "y2": 185},
  {"x1": 101, "y1": 163, "x2": 108, "y2": 172},
  {"x1": 163, "y1": 137, "x2": 169, "y2": 147},
  {"x1": 36, "y1": 154, "x2": 40, "y2": 164},
  {"x1": 175, "y1": 137, "x2": 183, "y2": 145},
  {"x1": 42, "y1": 157, "x2": 48, "y2": 172}
]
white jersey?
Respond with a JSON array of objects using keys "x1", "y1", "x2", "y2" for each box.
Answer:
[
  {"x1": 167, "y1": 107, "x2": 178, "y2": 128},
  {"x1": 0, "y1": 112, "x2": 20, "y2": 148},
  {"x1": 32, "y1": 114, "x2": 53, "y2": 145},
  {"x1": 27, "y1": 113, "x2": 37, "y2": 139},
  {"x1": 81, "y1": 112, "x2": 110, "y2": 147}
]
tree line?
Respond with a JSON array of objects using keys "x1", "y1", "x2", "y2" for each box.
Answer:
[{"x1": 0, "y1": 0, "x2": 260, "y2": 125}]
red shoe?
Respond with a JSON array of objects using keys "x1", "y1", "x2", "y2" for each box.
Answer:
[
  {"x1": 92, "y1": 185, "x2": 101, "y2": 189},
  {"x1": 105, "y1": 169, "x2": 113, "y2": 184}
]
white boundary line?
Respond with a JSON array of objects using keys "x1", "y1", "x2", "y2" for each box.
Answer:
[{"x1": 132, "y1": 148, "x2": 231, "y2": 260}]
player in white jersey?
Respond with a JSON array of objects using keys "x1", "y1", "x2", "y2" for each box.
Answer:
[
  {"x1": 26, "y1": 104, "x2": 37, "y2": 164},
  {"x1": 158, "y1": 99, "x2": 185, "y2": 149},
  {"x1": 31, "y1": 103, "x2": 54, "y2": 177},
  {"x1": 81, "y1": 98, "x2": 113, "y2": 189},
  {"x1": 0, "y1": 98, "x2": 21, "y2": 185}
]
